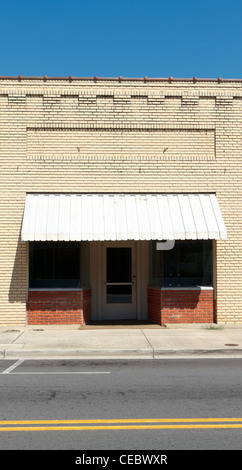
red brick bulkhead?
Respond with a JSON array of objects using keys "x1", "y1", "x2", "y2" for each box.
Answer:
[
  {"x1": 148, "y1": 287, "x2": 214, "y2": 325},
  {"x1": 27, "y1": 289, "x2": 91, "y2": 325}
]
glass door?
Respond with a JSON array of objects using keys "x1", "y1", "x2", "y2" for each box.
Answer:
[{"x1": 102, "y1": 242, "x2": 137, "y2": 320}]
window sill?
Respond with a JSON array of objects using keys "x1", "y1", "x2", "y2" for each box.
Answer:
[
  {"x1": 148, "y1": 286, "x2": 214, "y2": 290},
  {"x1": 28, "y1": 287, "x2": 89, "y2": 291},
  {"x1": 162, "y1": 286, "x2": 214, "y2": 290}
]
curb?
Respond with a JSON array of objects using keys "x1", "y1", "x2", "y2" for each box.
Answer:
[
  {"x1": 2, "y1": 348, "x2": 242, "y2": 360},
  {"x1": 154, "y1": 348, "x2": 242, "y2": 358},
  {"x1": 1, "y1": 349, "x2": 154, "y2": 360}
]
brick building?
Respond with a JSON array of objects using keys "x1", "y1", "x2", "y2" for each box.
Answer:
[{"x1": 0, "y1": 76, "x2": 241, "y2": 326}]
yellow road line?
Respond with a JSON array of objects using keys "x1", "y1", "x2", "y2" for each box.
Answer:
[
  {"x1": 1, "y1": 424, "x2": 242, "y2": 432},
  {"x1": 1, "y1": 418, "x2": 242, "y2": 431},
  {"x1": 1, "y1": 417, "x2": 242, "y2": 425}
]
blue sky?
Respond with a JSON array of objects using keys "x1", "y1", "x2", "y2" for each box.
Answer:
[{"x1": 0, "y1": 0, "x2": 241, "y2": 79}]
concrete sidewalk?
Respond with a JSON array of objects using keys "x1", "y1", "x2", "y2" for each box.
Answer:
[{"x1": 1, "y1": 323, "x2": 242, "y2": 360}]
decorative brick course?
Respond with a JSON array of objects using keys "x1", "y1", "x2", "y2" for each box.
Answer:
[
  {"x1": 27, "y1": 289, "x2": 91, "y2": 325},
  {"x1": 148, "y1": 287, "x2": 214, "y2": 325}
]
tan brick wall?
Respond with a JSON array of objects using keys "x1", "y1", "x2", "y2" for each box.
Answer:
[{"x1": 0, "y1": 77, "x2": 241, "y2": 325}]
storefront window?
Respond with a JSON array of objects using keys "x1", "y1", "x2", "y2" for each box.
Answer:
[
  {"x1": 80, "y1": 241, "x2": 90, "y2": 288},
  {"x1": 149, "y1": 240, "x2": 213, "y2": 288},
  {"x1": 149, "y1": 241, "x2": 163, "y2": 287},
  {"x1": 29, "y1": 242, "x2": 90, "y2": 288}
]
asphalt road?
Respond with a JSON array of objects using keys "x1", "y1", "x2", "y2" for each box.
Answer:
[{"x1": 0, "y1": 358, "x2": 242, "y2": 453}]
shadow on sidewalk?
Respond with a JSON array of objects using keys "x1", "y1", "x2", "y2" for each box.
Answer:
[{"x1": 81, "y1": 320, "x2": 163, "y2": 329}]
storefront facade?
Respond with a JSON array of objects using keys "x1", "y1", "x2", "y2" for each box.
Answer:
[{"x1": 0, "y1": 76, "x2": 241, "y2": 325}]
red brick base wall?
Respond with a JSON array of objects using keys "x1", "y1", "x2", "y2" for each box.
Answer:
[
  {"x1": 148, "y1": 288, "x2": 162, "y2": 324},
  {"x1": 27, "y1": 289, "x2": 91, "y2": 325},
  {"x1": 148, "y1": 287, "x2": 214, "y2": 325}
]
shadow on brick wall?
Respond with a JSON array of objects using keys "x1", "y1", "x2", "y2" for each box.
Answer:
[
  {"x1": 148, "y1": 287, "x2": 214, "y2": 324},
  {"x1": 9, "y1": 231, "x2": 27, "y2": 304},
  {"x1": 161, "y1": 289, "x2": 214, "y2": 323}
]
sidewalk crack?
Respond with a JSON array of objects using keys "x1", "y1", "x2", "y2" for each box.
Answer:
[
  {"x1": 141, "y1": 329, "x2": 154, "y2": 358},
  {"x1": 12, "y1": 331, "x2": 25, "y2": 344}
]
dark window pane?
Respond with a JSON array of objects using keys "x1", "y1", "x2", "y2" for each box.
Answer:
[
  {"x1": 163, "y1": 240, "x2": 213, "y2": 287},
  {"x1": 148, "y1": 240, "x2": 213, "y2": 287},
  {"x1": 54, "y1": 244, "x2": 79, "y2": 280},
  {"x1": 107, "y1": 285, "x2": 132, "y2": 303},
  {"x1": 106, "y1": 248, "x2": 132, "y2": 283},
  {"x1": 106, "y1": 247, "x2": 132, "y2": 303},
  {"x1": 149, "y1": 241, "x2": 163, "y2": 287},
  {"x1": 29, "y1": 242, "x2": 80, "y2": 288},
  {"x1": 29, "y1": 243, "x2": 53, "y2": 280}
]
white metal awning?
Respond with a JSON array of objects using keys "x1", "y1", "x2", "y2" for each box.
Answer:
[{"x1": 21, "y1": 193, "x2": 227, "y2": 242}]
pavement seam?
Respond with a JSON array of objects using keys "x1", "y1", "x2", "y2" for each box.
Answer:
[
  {"x1": 140, "y1": 329, "x2": 155, "y2": 358},
  {"x1": 11, "y1": 330, "x2": 25, "y2": 344}
]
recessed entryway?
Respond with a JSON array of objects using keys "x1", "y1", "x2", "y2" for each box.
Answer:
[
  {"x1": 90, "y1": 241, "x2": 149, "y2": 323},
  {"x1": 102, "y1": 242, "x2": 137, "y2": 320}
]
